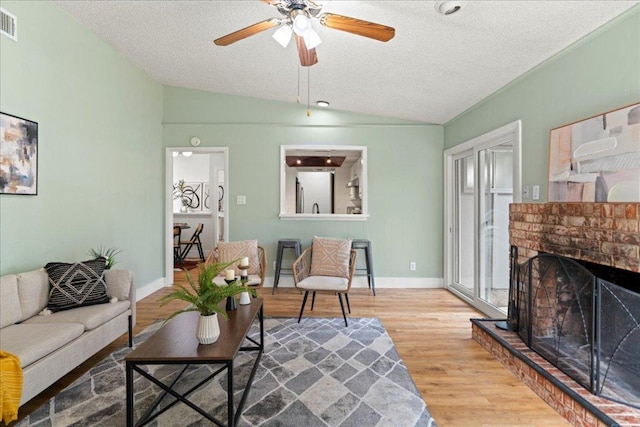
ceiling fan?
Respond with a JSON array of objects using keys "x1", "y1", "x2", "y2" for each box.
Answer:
[{"x1": 213, "y1": 0, "x2": 395, "y2": 67}]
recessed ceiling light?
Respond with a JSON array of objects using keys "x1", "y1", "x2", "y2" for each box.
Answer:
[
  {"x1": 316, "y1": 100, "x2": 330, "y2": 107},
  {"x1": 435, "y1": 1, "x2": 462, "y2": 15}
]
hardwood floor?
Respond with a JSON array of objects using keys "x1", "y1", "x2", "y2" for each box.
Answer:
[{"x1": 13, "y1": 278, "x2": 571, "y2": 427}]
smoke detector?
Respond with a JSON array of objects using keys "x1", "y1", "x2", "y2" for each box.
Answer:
[{"x1": 435, "y1": 1, "x2": 463, "y2": 16}]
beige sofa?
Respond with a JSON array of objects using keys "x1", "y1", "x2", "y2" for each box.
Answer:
[{"x1": 0, "y1": 268, "x2": 135, "y2": 406}]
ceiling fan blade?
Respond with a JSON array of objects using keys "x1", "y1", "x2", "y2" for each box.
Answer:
[
  {"x1": 319, "y1": 13, "x2": 395, "y2": 42},
  {"x1": 214, "y1": 18, "x2": 281, "y2": 46},
  {"x1": 295, "y1": 34, "x2": 318, "y2": 67}
]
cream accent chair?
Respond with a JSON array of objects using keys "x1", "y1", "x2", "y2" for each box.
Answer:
[
  {"x1": 205, "y1": 243, "x2": 267, "y2": 288},
  {"x1": 293, "y1": 246, "x2": 357, "y2": 327}
]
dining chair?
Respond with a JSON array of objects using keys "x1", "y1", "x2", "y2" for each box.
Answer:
[
  {"x1": 292, "y1": 237, "x2": 357, "y2": 327},
  {"x1": 179, "y1": 223, "x2": 205, "y2": 262},
  {"x1": 173, "y1": 226, "x2": 183, "y2": 266}
]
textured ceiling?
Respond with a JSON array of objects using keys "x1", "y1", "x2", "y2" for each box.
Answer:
[{"x1": 55, "y1": 0, "x2": 639, "y2": 124}]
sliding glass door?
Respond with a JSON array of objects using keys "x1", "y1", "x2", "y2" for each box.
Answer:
[
  {"x1": 477, "y1": 145, "x2": 513, "y2": 311},
  {"x1": 450, "y1": 151, "x2": 475, "y2": 297},
  {"x1": 444, "y1": 121, "x2": 521, "y2": 317}
]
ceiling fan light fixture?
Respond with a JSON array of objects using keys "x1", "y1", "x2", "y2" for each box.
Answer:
[
  {"x1": 272, "y1": 23, "x2": 293, "y2": 47},
  {"x1": 292, "y1": 12, "x2": 311, "y2": 35},
  {"x1": 303, "y1": 28, "x2": 322, "y2": 49},
  {"x1": 316, "y1": 100, "x2": 330, "y2": 107},
  {"x1": 435, "y1": 1, "x2": 462, "y2": 15}
]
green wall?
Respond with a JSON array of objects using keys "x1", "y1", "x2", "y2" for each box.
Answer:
[
  {"x1": 0, "y1": 1, "x2": 164, "y2": 285},
  {"x1": 444, "y1": 5, "x2": 640, "y2": 201},
  {"x1": 163, "y1": 87, "x2": 444, "y2": 278},
  {"x1": 3, "y1": 1, "x2": 636, "y2": 287},
  {"x1": 0, "y1": 1, "x2": 444, "y2": 286}
]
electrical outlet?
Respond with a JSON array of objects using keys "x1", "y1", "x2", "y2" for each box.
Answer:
[
  {"x1": 236, "y1": 195, "x2": 246, "y2": 205},
  {"x1": 532, "y1": 185, "x2": 540, "y2": 200},
  {"x1": 410, "y1": 261, "x2": 416, "y2": 271},
  {"x1": 523, "y1": 186, "x2": 529, "y2": 199}
]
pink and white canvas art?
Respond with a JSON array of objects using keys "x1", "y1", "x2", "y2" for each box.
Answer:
[
  {"x1": 548, "y1": 103, "x2": 640, "y2": 202},
  {"x1": 0, "y1": 112, "x2": 38, "y2": 195}
]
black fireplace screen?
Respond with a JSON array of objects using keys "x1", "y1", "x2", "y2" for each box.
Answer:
[
  {"x1": 508, "y1": 249, "x2": 640, "y2": 409},
  {"x1": 598, "y1": 280, "x2": 640, "y2": 407}
]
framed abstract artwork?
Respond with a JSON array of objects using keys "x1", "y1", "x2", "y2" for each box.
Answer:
[
  {"x1": 548, "y1": 103, "x2": 640, "y2": 202},
  {"x1": 0, "y1": 112, "x2": 38, "y2": 195}
]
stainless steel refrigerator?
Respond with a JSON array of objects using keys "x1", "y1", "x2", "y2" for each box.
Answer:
[{"x1": 295, "y1": 178, "x2": 304, "y2": 213}]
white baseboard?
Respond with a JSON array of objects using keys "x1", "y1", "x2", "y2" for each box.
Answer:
[
  {"x1": 136, "y1": 277, "x2": 167, "y2": 302},
  {"x1": 139, "y1": 275, "x2": 444, "y2": 300},
  {"x1": 264, "y1": 276, "x2": 444, "y2": 289}
]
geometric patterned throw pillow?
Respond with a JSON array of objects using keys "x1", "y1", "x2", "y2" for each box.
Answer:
[
  {"x1": 45, "y1": 257, "x2": 109, "y2": 312},
  {"x1": 217, "y1": 240, "x2": 260, "y2": 276},
  {"x1": 310, "y1": 236, "x2": 352, "y2": 279}
]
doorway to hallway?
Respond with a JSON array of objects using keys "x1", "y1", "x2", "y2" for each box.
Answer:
[{"x1": 165, "y1": 147, "x2": 228, "y2": 284}]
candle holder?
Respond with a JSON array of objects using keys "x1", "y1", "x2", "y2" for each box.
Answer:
[
  {"x1": 238, "y1": 264, "x2": 251, "y2": 305},
  {"x1": 224, "y1": 278, "x2": 237, "y2": 311},
  {"x1": 238, "y1": 264, "x2": 249, "y2": 278}
]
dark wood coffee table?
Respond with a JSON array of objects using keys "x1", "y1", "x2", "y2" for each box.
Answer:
[{"x1": 125, "y1": 298, "x2": 263, "y2": 427}]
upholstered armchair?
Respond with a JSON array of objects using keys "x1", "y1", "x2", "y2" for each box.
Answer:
[
  {"x1": 205, "y1": 240, "x2": 266, "y2": 288},
  {"x1": 293, "y1": 237, "x2": 357, "y2": 327}
]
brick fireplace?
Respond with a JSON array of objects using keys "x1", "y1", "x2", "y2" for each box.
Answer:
[
  {"x1": 472, "y1": 202, "x2": 640, "y2": 427},
  {"x1": 508, "y1": 202, "x2": 639, "y2": 274}
]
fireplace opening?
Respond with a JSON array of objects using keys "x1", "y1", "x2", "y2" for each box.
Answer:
[
  {"x1": 505, "y1": 247, "x2": 640, "y2": 409},
  {"x1": 572, "y1": 257, "x2": 640, "y2": 294}
]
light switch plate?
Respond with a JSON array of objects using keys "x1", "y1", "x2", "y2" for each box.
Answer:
[
  {"x1": 523, "y1": 186, "x2": 529, "y2": 199},
  {"x1": 236, "y1": 195, "x2": 246, "y2": 205},
  {"x1": 532, "y1": 185, "x2": 540, "y2": 200}
]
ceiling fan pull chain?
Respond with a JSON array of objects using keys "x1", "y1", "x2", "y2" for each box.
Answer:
[
  {"x1": 307, "y1": 65, "x2": 311, "y2": 117},
  {"x1": 297, "y1": 63, "x2": 301, "y2": 104}
]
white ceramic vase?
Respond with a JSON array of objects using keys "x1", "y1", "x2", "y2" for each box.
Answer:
[{"x1": 196, "y1": 313, "x2": 220, "y2": 345}]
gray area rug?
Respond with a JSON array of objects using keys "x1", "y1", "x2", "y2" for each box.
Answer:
[{"x1": 17, "y1": 317, "x2": 436, "y2": 426}]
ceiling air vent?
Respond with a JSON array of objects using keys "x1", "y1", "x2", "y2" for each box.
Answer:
[{"x1": 1, "y1": 8, "x2": 17, "y2": 41}]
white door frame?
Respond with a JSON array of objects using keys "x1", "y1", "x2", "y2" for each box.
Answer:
[
  {"x1": 443, "y1": 120, "x2": 521, "y2": 318},
  {"x1": 165, "y1": 147, "x2": 229, "y2": 285}
]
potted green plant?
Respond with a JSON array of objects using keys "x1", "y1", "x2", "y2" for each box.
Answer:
[
  {"x1": 160, "y1": 260, "x2": 257, "y2": 344},
  {"x1": 88, "y1": 246, "x2": 122, "y2": 269}
]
